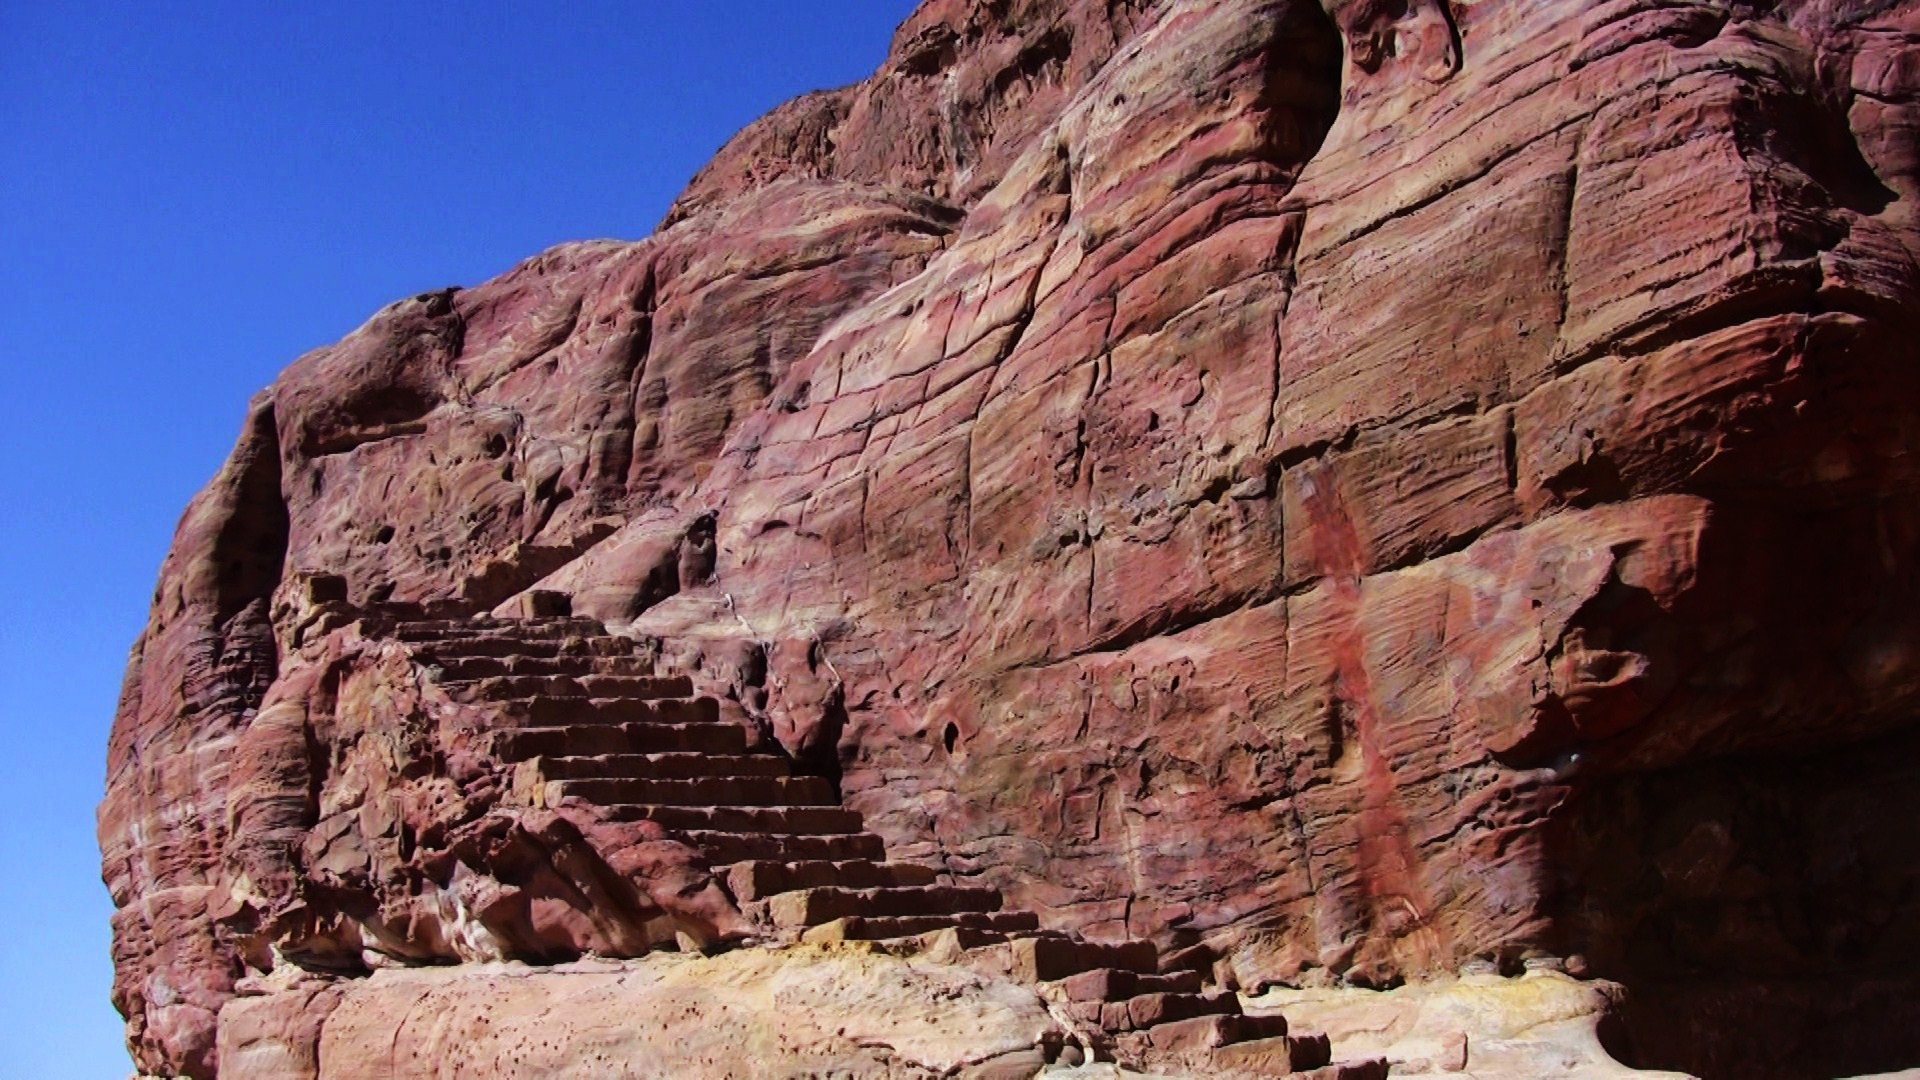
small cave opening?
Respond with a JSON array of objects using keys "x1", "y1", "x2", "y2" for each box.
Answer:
[
  {"x1": 1260, "y1": 0, "x2": 1346, "y2": 177},
  {"x1": 211, "y1": 402, "x2": 291, "y2": 628}
]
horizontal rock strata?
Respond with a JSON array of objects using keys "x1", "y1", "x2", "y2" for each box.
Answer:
[{"x1": 104, "y1": 0, "x2": 1920, "y2": 1076}]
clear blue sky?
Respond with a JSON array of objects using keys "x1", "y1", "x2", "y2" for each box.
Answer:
[{"x1": 0, "y1": 2, "x2": 914, "y2": 1074}]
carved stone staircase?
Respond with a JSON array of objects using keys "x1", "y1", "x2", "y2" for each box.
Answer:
[{"x1": 395, "y1": 613, "x2": 1387, "y2": 1079}]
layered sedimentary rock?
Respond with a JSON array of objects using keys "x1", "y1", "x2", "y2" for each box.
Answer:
[{"x1": 103, "y1": 0, "x2": 1920, "y2": 1077}]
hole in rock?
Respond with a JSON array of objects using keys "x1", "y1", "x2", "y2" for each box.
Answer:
[
  {"x1": 943, "y1": 722, "x2": 961, "y2": 755},
  {"x1": 1260, "y1": 0, "x2": 1345, "y2": 169},
  {"x1": 210, "y1": 403, "x2": 290, "y2": 627}
]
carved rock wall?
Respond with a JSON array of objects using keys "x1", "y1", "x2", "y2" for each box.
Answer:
[{"x1": 104, "y1": 1, "x2": 1920, "y2": 1076}]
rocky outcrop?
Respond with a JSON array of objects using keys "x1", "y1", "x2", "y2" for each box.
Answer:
[
  {"x1": 104, "y1": 1, "x2": 1920, "y2": 1077},
  {"x1": 1250, "y1": 969, "x2": 1688, "y2": 1079},
  {"x1": 218, "y1": 948, "x2": 1063, "y2": 1079}
]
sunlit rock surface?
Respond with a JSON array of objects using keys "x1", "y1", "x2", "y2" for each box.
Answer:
[{"x1": 104, "y1": 0, "x2": 1920, "y2": 1076}]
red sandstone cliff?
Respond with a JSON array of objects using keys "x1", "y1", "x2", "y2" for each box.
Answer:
[{"x1": 103, "y1": 1, "x2": 1920, "y2": 1077}]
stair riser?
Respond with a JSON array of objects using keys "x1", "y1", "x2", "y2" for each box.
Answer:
[
  {"x1": 805, "y1": 912, "x2": 1041, "y2": 942},
  {"x1": 494, "y1": 724, "x2": 747, "y2": 759},
  {"x1": 1054, "y1": 968, "x2": 1206, "y2": 1002},
  {"x1": 1204, "y1": 1033, "x2": 1331, "y2": 1076},
  {"x1": 764, "y1": 886, "x2": 1004, "y2": 927},
  {"x1": 547, "y1": 776, "x2": 837, "y2": 807},
  {"x1": 723, "y1": 860, "x2": 940, "y2": 901},
  {"x1": 445, "y1": 675, "x2": 692, "y2": 702},
  {"x1": 1126, "y1": 1012, "x2": 1296, "y2": 1056},
  {"x1": 1011, "y1": 937, "x2": 1159, "y2": 982},
  {"x1": 1096, "y1": 991, "x2": 1238, "y2": 1033},
  {"x1": 505, "y1": 697, "x2": 719, "y2": 728},
  {"x1": 394, "y1": 618, "x2": 609, "y2": 642},
  {"x1": 434, "y1": 655, "x2": 656, "y2": 680},
  {"x1": 688, "y1": 833, "x2": 889, "y2": 864},
  {"x1": 416, "y1": 637, "x2": 636, "y2": 660},
  {"x1": 596, "y1": 805, "x2": 867, "y2": 834}
]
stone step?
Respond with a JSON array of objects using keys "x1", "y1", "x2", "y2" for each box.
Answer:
[
  {"x1": 441, "y1": 674, "x2": 688, "y2": 702},
  {"x1": 393, "y1": 617, "x2": 607, "y2": 642},
  {"x1": 499, "y1": 695, "x2": 719, "y2": 728},
  {"x1": 1076, "y1": 990, "x2": 1239, "y2": 1033},
  {"x1": 431, "y1": 654, "x2": 656, "y2": 680},
  {"x1": 722, "y1": 859, "x2": 940, "y2": 902},
  {"x1": 1204, "y1": 1033, "x2": 1334, "y2": 1076},
  {"x1": 547, "y1": 775, "x2": 838, "y2": 808},
  {"x1": 412, "y1": 635, "x2": 636, "y2": 660},
  {"x1": 1298, "y1": 1058, "x2": 1390, "y2": 1080},
  {"x1": 494, "y1": 722, "x2": 748, "y2": 759},
  {"x1": 594, "y1": 804, "x2": 868, "y2": 834},
  {"x1": 801, "y1": 911, "x2": 1042, "y2": 943},
  {"x1": 1132, "y1": 1012, "x2": 1293, "y2": 1053},
  {"x1": 759, "y1": 884, "x2": 1004, "y2": 928},
  {"x1": 1008, "y1": 936, "x2": 1160, "y2": 982},
  {"x1": 1138, "y1": 1017, "x2": 1336, "y2": 1077},
  {"x1": 926, "y1": 925, "x2": 1035, "y2": 952},
  {"x1": 1053, "y1": 967, "x2": 1206, "y2": 1002},
  {"x1": 680, "y1": 831, "x2": 889, "y2": 864},
  {"x1": 538, "y1": 753, "x2": 792, "y2": 781}
]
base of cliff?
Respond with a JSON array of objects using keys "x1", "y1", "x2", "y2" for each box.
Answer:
[{"x1": 208, "y1": 944, "x2": 1692, "y2": 1079}]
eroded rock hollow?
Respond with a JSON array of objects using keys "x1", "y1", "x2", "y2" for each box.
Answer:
[{"x1": 103, "y1": 1, "x2": 1920, "y2": 1077}]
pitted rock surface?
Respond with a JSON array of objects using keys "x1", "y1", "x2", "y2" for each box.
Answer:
[{"x1": 104, "y1": 1, "x2": 1920, "y2": 1077}]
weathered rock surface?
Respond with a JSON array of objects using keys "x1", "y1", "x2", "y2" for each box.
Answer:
[
  {"x1": 218, "y1": 947, "x2": 1061, "y2": 1079},
  {"x1": 104, "y1": 0, "x2": 1920, "y2": 1077},
  {"x1": 1036, "y1": 970, "x2": 1685, "y2": 1079},
  {"x1": 1248, "y1": 970, "x2": 1690, "y2": 1080}
]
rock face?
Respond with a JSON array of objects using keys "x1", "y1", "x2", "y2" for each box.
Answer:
[
  {"x1": 218, "y1": 949, "x2": 1063, "y2": 1080},
  {"x1": 102, "y1": 1, "x2": 1920, "y2": 1078},
  {"x1": 1248, "y1": 969, "x2": 1691, "y2": 1080}
]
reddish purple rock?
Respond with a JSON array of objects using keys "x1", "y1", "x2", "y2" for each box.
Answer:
[{"x1": 103, "y1": 2, "x2": 1920, "y2": 1077}]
